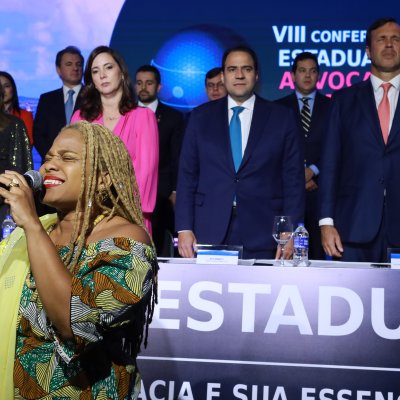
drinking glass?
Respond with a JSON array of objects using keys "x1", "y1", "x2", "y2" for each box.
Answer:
[{"x1": 272, "y1": 216, "x2": 293, "y2": 266}]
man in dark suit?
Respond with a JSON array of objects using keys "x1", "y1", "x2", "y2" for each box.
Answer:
[
  {"x1": 135, "y1": 65, "x2": 184, "y2": 256},
  {"x1": 319, "y1": 17, "x2": 400, "y2": 263},
  {"x1": 176, "y1": 46, "x2": 304, "y2": 259},
  {"x1": 33, "y1": 46, "x2": 84, "y2": 161},
  {"x1": 276, "y1": 52, "x2": 330, "y2": 260}
]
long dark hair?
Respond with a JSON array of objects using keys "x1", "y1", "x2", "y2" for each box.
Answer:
[
  {"x1": 0, "y1": 84, "x2": 11, "y2": 130},
  {"x1": 0, "y1": 71, "x2": 20, "y2": 113},
  {"x1": 79, "y1": 46, "x2": 136, "y2": 121}
]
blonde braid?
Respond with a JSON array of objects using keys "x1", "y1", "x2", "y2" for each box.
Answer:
[{"x1": 60, "y1": 121, "x2": 149, "y2": 269}]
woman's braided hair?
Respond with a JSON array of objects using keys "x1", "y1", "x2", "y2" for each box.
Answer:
[{"x1": 61, "y1": 120, "x2": 148, "y2": 267}]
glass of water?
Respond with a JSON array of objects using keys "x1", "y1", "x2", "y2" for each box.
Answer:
[{"x1": 272, "y1": 216, "x2": 293, "y2": 266}]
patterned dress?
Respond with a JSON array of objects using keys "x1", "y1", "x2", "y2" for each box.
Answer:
[{"x1": 14, "y1": 237, "x2": 158, "y2": 399}]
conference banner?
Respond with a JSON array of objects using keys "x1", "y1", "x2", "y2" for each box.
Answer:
[{"x1": 138, "y1": 262, "x2": 400, "y2": 399}]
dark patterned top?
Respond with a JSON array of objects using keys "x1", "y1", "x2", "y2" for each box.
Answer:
[
  {"x1": 0, "y1": 115, "x2": 33, "y2": 222},
  {"x1": 14, "y1": 237, "x2": 157, "y2": 399}
]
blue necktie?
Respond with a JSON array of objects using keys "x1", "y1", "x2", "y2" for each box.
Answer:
[
  {"x1": 229, "y1": 106, "x2": 244, "y2": 171},
  {"x1": 65, "y1": 89, "x2": 75, "y2": 123}
]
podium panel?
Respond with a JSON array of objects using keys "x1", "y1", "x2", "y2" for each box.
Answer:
[{"x1": 139, "y1": 262, "x2": 400, "y2": 399}]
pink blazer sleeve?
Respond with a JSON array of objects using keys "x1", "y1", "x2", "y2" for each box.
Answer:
[{"x1": 124, "y1": 108, "x2": 159, "y2": 216}]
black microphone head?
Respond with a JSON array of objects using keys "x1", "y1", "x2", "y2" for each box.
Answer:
[{"x1": 24, "y1": 170, "x2": 43, "y2": 192}]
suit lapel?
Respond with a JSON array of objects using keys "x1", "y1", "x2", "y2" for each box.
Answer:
[
  {"x1": 288, "y1": 93, "x2": 300, "y2": 111},
  {"x1": 216, "y1": 98, "x2": 235, "y2": 171},
  {"x1": 388, "y1": 95, "x2": 400, "y2": 145},
  {"x1": 56, "y1": 88, "x2": 67, "y2": 125},
  {"x1": 358, "y1": 80, "x2": 384, "y2": 146},
  {"x1": 288, "y1": 94, "x2": 302, "y2": 126},
  {"x1": 240, "y1": 96, "x2": 271, "y2": 170},
  {"x1": 310, "y1": 93, "x2": 324, "y2": 130}
]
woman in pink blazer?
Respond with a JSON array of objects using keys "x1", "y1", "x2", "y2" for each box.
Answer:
[{"x1": 71, "y1": 46, "x2": 159, "y2": 232}]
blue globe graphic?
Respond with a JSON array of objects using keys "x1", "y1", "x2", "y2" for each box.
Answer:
[{"x1": 151, "y1": 28, "x2": 229, "y2": 110}]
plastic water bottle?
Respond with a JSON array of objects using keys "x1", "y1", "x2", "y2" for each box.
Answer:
[
  {"x1": 293, "y1": 223, "x2": 309, "y2": 266},
  {"x1": 2, "y1": 215, "x2": 16, "y2": 239}
]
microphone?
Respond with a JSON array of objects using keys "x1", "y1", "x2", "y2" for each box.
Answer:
[{"x1": 23, "y1": 170, "x2": 43, "y2": 192}]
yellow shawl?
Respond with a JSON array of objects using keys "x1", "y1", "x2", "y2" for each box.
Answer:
[{"x1": 0, "y1": 214, "x2": 58, "y2": 399}]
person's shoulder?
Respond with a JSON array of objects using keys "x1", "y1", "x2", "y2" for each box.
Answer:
[
  {"x1": 37, "y1": 89, "x2": 63, "y2": 108},
  {"x1": 255, "y1": 95, "x2": 285, "y2": 112},
  {"x1": 7, "y1": 113, "x2": 24, "y2": 126},
  {"x1": 191, "y1": 96, "x2": 227, "y2": 117},
  {"x1": 39, "y1": 87, "x2": 63, "y2": 99},
  {"x1": 117, "y1": 222, "x2": 151, "y2": 247},
  {"x1": 157, "y1": 102, "x2": 183, "y2": 118},
  {"x1": 315, "y1": 91, "x2": 331, "y2": 102},
  {"x1": 274, "y1": 92, "x2": 295, "y2": 105},
  {"x1": 4, "y1": 115, "x2": 28, "y2": 137},
  {"x1": 99, "y1": 215, "x2": 151, "y2": 247},
  {"x1": 130, "y1": 105, "x2": 157, "y2": 121},
  {"x1": 133, "y1": 105, "x2": 152, "y2": 114},
  {"x1": 331, "y1": 80, "x2": 367, "y2": 100},
  {"x1": 254, "y1": 94, "x2": 272, "y2": 105}
]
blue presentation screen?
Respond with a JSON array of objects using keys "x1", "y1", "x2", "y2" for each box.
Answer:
[
  {"x1": 1, "y1": 1, "x2": 398, "y2": 113},
  {"x1": 0, "y1": 0, "x2": 399, "y2": 112},
  {"x1": 109, "y1": 1, "x2": 397, "y2": 111}
]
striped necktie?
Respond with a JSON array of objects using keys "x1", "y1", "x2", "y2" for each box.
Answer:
[{"x1": 300, "y1": 97, "x2": 311, "y2": 135}]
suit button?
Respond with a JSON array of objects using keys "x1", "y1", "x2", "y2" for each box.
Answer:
[
  {"x1": 234, "y1": 178, "x2": 239, "y2": 183},
  {"x1": 379, "y1": 178, "x2": 384, "y2": 184}
]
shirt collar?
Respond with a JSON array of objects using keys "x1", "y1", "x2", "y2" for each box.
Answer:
[
  {"x1": 63, "y1": 84, "x2": 81, "y2": 96},
  {"x1": 370, "y1": 73, "x2": 400, "y2": 92},
  {"x1": 227, "y1": 94, "x2": 256, "y2": 111},
  {"x1": 138, "y1": 99, "x2": 159, "y2": 113},
  {"x1": 295, "y1": 90, "x2": 316, "y2": 101}
]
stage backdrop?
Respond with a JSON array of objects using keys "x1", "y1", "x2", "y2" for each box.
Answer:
[
  {"x1": 1, "y1": 1, "x2": 399, "y2": 167},
  {"x1": 1, "y1": 1, "x2": 400, "y2": 113},
  {"x1": 111, "y1": 0, "x2": 388, "y2": 110}
]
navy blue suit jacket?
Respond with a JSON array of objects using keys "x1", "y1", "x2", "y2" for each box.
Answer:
[
  {"x1": 319, "y1": 79, "x2": 400, "y2": 245},
  {"x1": 176, "y1": 95, "x2": 305, "y2": 254},
  {"x1": 33, "y1": 87, "x2": 82, "y2": 159},
  {"x1": 155, "y1": 102, "x2": 184, "y2": 199},
  {"x1": 276, "y1": 92, "x2": 330, "y2": 170}
]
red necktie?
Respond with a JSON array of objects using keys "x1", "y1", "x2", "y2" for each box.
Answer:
[{"x1": 378, "y1": 83, "x2": 391, "y2": 144}]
